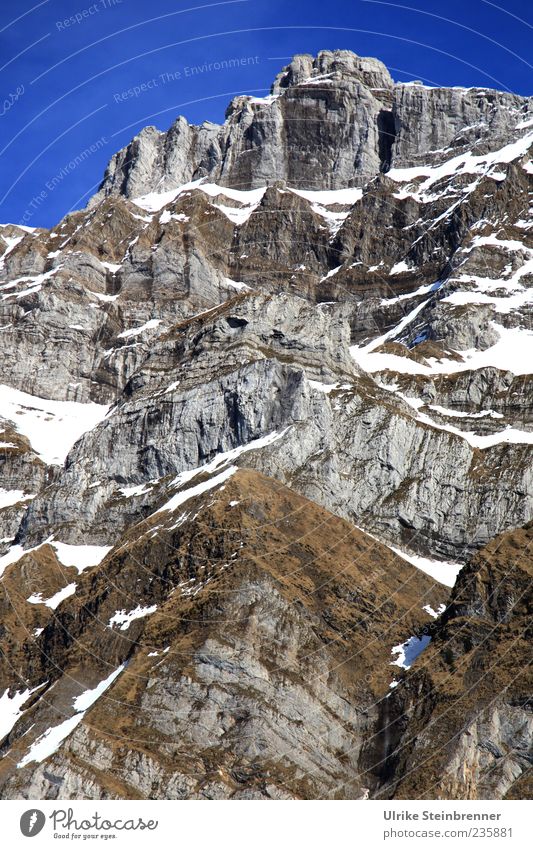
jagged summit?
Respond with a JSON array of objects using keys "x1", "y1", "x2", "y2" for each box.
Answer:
[
  {"x1": 269, "y1": 49, "x2": 394, "y2": 93},
  {"x1": 94, "y1": 49, "x2": 532, "y2": 201}
]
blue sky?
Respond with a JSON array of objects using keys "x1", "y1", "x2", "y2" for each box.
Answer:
[{"x1": 1, "y1": 0, "x2": 531, "y2": 227}]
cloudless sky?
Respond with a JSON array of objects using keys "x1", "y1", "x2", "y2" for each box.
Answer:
[{"x1": 1, "y1": 0, "x2": 531, "y2": 227}]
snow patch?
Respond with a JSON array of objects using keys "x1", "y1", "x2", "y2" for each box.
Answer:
[
  {"x1": 18, "y1": 665, "x2": 125, "y2": 767},
  {"x1": 100, "y1": 261, "x2": 122, "y2": 273},
  {"x1": 213, "y1": 203, "x2": 259, "y2": 226},
  {"x1": 1, "y1": 267, "x2": 60, "y2": 301},
  {"x1": 0, "y1": 488, "x2": 34, "y2": 509},
  {"x1": 308, "y1": 380, "x2": 352, "y2": 394},
  {"x1": 223, "y1": 277, "x2": 251, "y2": 291},
  {"x1": 159, "y1": 210, "x2": 189, "y2": 224},
  {"x1": 118, "y1": 482, "x2": 151, "y2": 498},
  {"x1": 288, "y1": 187, "x2": 363, "y2": 206},
  {"x1": 132, "y1": 180, "x2": 266, "y2": 215},
  {"x1": 72, "y1": 664, "x2": 125, "y2": 712},
  {"x1": 117, "y1": 319, "x2": 162, "y2": 339},
  {"x1": 320, "y1": 265, "x2": 342, "y2": 281},
  {"x1": 109, "y1": 605, "x2": 157, "y2": 631},
  {"x1": 27, "y1": 583, "x2": 76, "y2": 610},
  {"x1": 152, "y1": 430, "x2": 289, "y2": 518},
  {"x1": 423, "y1": 603, "x2": 446, "y2": 619},
  {"x1": 351, "y1": 323, "x2": 533, "y2": 378},
  {"x1": 163, "y1": 380, "x2": 180, "y2": 395},
  {"x1": 155, "y1": 467, "x2": 237, "y2": 515},
  {"x1": 132, "y1": 179, "x2": 204, "y2": 212},
  {"x1": 388, "y1": 545, "x2": 463, "y2": 587},
  {"x1": 428, "y1": 404, "x2": 503, "y2": 421},
  {"x1": 388, "y1": 131, "x2": 533, "y2": 202},
  {"x1": 391, "y1": 634, "x2": 432, "y2": 669},
  {"x1": 18, "y1": 714, "x2": 84, "y2": 767},
  {"x1": 94, "y1": 292, "x2": 119, "y2": 303},
  {"x1": 51, "y1": 542, "x2": 111, "y2": 573},
  {"x1": 248, "y1": 93, "x2": 280, "y2": 104},
  {"x1": 0, "y1": 384, "x2": 109, "y2": 465},
  {"x1": 389, "y1": 260, "x2": 412, "y2": 275},
  {"x1": 0, "y1": 684, "x2": 42, "y2": 742},
  {"x1": 415, "y1": 411, "x2": 533, "y2": 449}
]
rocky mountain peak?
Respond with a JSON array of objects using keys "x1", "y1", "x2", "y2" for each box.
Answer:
[
  {"x1": 270, "y1": 49, "x2": 394, "y2": 93},
  {"x1": 94, "y1": 49, "x2": 531, "y2": 201},
  {"x1": 0, "y1": 50, "x2": 532, "y2": 801}
]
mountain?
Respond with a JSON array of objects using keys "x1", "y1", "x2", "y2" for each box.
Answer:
[{"x1": 0, "y1": 49, "x2": 531, "y2": 800}]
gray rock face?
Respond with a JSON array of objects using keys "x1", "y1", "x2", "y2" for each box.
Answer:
[
  {"x1": 0, "y1": 471, "x2": 440, "y2": 800},
  {"x1": 0, "y1": 424, "x2": 46, "y2": 544},
  {"x1": 441, "y1": 704, "x2": 533, "y2": 799},
  {"x1": 10, "y1": 290, "x2": 531, "y2": 563},
  {"x1": 391, "y1": 84, "x2": 528, "y2": 166},
  {"x1": 367, "y1": 523, "x2": 533, "y2": 800}
]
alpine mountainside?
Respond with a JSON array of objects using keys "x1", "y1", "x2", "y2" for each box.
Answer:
[{"x1": 0, "y1": 50, "x2": 531, "y2": 800}]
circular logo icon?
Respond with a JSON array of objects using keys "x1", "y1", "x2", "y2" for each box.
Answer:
[{"x1": 20, "y1": 809, "x2": 46, "y2": 837}]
